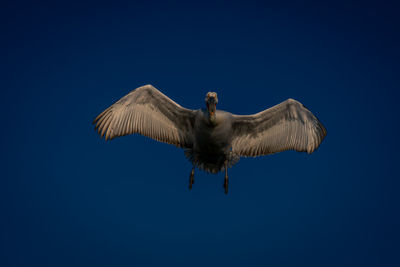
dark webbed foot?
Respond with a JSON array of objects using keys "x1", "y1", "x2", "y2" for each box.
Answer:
[
  {"x1": 223, "y1": 160, "x2": 229, "y2": 194},
  {"x1": 223, "y1": 176, "x2": 228, "y2": 194},
  {"x1": 189, "y1": 167, "x2": 195, "y2": 190}
]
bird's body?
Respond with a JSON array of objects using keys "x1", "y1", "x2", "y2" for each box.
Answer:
[
  {"x1": 186, "y1": 109, "x2": 238, "y2": 173},
  {"x1": 93, "y1": 85, "x2": 326, "y2": 193}
]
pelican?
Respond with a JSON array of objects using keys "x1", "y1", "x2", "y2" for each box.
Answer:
[{"x1": 93, "y1": 85, "x2": 326, "y2": 194}]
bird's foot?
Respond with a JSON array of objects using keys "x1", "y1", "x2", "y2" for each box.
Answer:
[
  {"x1": 223, "y1": 177, "x2": 228, "y2": 194},
  {"x1": 189, "y1": 169, "x2": 195, "y2": 190}
]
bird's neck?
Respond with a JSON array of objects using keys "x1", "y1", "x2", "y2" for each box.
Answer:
[{"x1": 208, "y1": 112, "x2": 217, "y2": 125}]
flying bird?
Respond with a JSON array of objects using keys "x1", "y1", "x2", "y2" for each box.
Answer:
[{"x1": 93, "y1": 85, "x2": 326, "y2": 194}]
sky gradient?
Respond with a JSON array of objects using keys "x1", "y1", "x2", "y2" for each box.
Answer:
[{"x1": 2, "y1": 1, "x2": 400, "y2": 266}]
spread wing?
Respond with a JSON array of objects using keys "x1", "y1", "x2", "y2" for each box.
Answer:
[
  {"x1": 93, "y1": 84, "x2": 196, "y2": 148},
  {"x1": 231, "y1": 99, "x2": 326, "y2": 157}
]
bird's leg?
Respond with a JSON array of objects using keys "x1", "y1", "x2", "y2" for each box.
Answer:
[
  {"x1": 189, "y1": 166, "x2": 195, "y2": 190},
  {"x1": 223, "y1": 160, "x2": 229, "y2": 194}
]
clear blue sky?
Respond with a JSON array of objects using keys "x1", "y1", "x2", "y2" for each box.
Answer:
[{"x1": 2, "y1": 1, "x2": 399, "y2": 266}]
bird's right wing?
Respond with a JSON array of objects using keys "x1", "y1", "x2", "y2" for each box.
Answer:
[
  {"x1": 231, "y1": 99, "x2": 326, "y2": 157},
  {"x1": 93, "y1": 85, "x2": 196, "y2": 148}
]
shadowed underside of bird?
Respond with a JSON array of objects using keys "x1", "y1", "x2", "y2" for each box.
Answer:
[{"x1": 93, "y1": 84, "x2": 327, "y2": 194}]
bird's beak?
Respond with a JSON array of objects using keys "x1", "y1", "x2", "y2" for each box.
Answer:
[{"x1": 207, "y1": 98, "x2": 216, "y2": 116}]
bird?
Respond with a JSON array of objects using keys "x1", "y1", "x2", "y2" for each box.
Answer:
[{"x1": 93, "y1": 84, "x2": 326, "y2": 194}]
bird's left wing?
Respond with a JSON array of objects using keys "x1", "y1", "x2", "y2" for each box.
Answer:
[
  {"x1": 231, "y1": 99, "x2": 326, "y2": 157},
  {"x1": 93, "y1": 84, "x2": 196, "y2": 148}
]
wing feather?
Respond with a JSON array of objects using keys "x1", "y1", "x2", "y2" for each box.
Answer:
[
  {"x1": 231, "y1": 99, "x2": 326, "y2": 157},
  {"x1": 93, "y1": 85, "x2": 196, "y2": 148}
]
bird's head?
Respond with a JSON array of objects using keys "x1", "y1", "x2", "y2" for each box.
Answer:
[{"x1": 205, "y1": 92, "x2": 218, "y2": 118}]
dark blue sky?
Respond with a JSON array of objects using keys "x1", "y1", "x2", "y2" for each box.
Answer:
[{"x1": 2, "y1": 1, "x2": 399, "y2": 266}]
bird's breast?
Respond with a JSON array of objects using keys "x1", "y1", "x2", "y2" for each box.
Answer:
[{"x1": 193, "y1": 111, "x2": 233, "y2": 155}]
